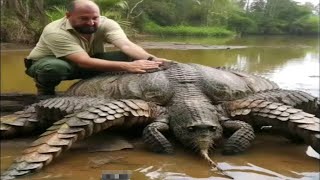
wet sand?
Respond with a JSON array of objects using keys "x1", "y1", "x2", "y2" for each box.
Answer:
[{"x1": 1, "y1": 132, "x2": 319, "y2": 180}]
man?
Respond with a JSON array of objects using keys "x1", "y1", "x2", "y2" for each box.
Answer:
[{"x1": 25, "y1": 0, "x2": 166, "y2": 96}]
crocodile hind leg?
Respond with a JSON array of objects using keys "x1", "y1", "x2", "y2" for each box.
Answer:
[
  {"x1": 220, "y1": 119, "x2": 255, "y2": 155},
  {"x1": 1, "y1": 99, "x2": 161, "y2": 180},
  {"x1": 225, "y1": 99, "x2": 320, "y2": 154},
  {"x1": 142, "y1": 113, "x2": 173, "y2": 154},
  {"x1": 0, "y1": 96, "x2": 109, "y2": 139}
]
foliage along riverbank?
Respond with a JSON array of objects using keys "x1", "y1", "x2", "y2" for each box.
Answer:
[{"x1": 0, "y1": 0, "x2": 319, "y2": 45}]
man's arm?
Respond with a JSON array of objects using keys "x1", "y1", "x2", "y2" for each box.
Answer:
[
  {"x1": 43, "y1": 33, "x2": 161, "y2": 73},
  {"x1": 112, "y1": 38, "x2": 168, "y2": 62},
  {"x1": 65, "y1": 51, "x2": 162, "y2": 73}
]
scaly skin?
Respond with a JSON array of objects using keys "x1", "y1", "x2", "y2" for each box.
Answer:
[
  {"x1": 1, "y1": 62, "x2": 319, "y2": 180},
  {"x1": 224, "y1": 98, "x2": 320, "y2": 153},
  {"x1": 61, "y1": 62, "x2": 320, "y2": 155},
  {"x1": 0, "y1": 105, "x2": 38, "y2": 138},
  {"x1": 1, "y1": 97, "x2": 111, "y2": 139},
  {"x1": 1, "y1": 99, "x2": 162, "y2": 180},
  {"x1": 243, "y1": 89, "x2": 320, "y2": 116},
  {"x1": 220, "y1": 120, "x2": 255, "y2": 155}
]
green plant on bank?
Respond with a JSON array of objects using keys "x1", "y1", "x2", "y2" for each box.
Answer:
[
  {"x1": 143, "y1": 21, "x2": 235, "y2": 37},
  {"x1": 46, "y1": 6, "x2": 66, "y2": 22},
  {"x1": 101, "y1": 10, "x2": 134, "y2": 35}
]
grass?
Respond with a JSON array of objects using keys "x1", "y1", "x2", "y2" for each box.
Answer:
[{"x1": 143, "y1": 22, "x2": 235, "y2": 37}]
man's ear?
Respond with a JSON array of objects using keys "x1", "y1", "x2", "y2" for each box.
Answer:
[{"x1": 66, "y1": 12, "x2": 71, "y2": 18}]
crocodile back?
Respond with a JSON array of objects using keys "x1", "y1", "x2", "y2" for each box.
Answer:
[
  {"x1": 66, "y1": 71, "x2": 174, "y2": 105},
  {"x1": 192, "y1": 64, "x2": 279, "y2": 102}
]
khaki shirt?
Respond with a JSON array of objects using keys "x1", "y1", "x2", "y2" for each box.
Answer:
[{"x1": 28, "y1": 16, "x2": 128, "y2": 60}]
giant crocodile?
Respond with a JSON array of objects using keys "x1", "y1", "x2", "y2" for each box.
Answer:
[{"x1": 1, "y1": 61, "x2": 319, "y2": 180}]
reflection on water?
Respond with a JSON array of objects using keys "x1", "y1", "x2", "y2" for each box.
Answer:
[
  {"x1": 1, "y1": 36, "x2": 319, "y2": 180},
  {"x1": 266, "y1": 53, "x2": 319, "y2": 98},
  {"x1": 0, "y1": 50, "x2": 78, "y2": 94}
]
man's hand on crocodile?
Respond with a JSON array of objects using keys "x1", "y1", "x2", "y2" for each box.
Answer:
[
  {"x1": 126, "y1": 60, "x2": 163, "y2": 73},
  {"x1": 150, "y1": 57, "x2": 175, "y2": 71}
]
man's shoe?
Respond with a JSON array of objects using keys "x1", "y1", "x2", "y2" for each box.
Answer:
[{"x1": 36, "y1": 83, "x2": 56, "y2": 96}]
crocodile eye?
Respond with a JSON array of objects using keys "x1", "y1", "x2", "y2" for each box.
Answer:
[{"x1": 188, "y1": 126, "x2": 195, "y2": 132}]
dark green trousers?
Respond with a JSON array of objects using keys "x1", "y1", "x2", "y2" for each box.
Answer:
[{"x1": 25, "y1": 51, "x2": 131, "y2": 89}]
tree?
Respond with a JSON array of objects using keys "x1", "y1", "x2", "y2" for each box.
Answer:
[
  {"x1": 5, "y1": 0, "x2": 48, "y2": 42},
  {"x1": 250, "y1": 0, "x2": 265, "y2": 13}
]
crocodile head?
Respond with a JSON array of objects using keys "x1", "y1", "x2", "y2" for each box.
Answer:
[{"x1": 169, "y1": 100, "x2": 223, "y2": 156}]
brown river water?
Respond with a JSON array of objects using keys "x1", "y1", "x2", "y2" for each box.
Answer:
[{"x1": 1, "y1": 36, "x2": 319, "y2": 180}]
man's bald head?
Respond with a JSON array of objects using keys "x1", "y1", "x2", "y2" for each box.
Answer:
[
  {"x1": 67, "y1": 0, "x2": 100, "y2": 13},
  {"x1": 66, "y1": 0, "x2": 101, "y2": 34}
]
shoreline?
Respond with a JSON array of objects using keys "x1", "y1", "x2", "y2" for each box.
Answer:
[
  {"x1": 1, "y1": 42, "x2": 247, "y2": 52},
  {"x1": 1, "y1": 43, "x2": 34, "y2": 51}
]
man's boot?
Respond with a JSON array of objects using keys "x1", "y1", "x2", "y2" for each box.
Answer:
[{"x1": 35, "y1": 81, "x2": 56, "y2": 96}]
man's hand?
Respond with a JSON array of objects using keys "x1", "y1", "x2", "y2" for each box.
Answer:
[{"x1": 125, "y1": 60, "x2": 163, "y2": 73}]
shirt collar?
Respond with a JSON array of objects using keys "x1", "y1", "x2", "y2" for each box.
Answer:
[{"x1": 61, "y1": 17, "x2": 74, "y2": 31}]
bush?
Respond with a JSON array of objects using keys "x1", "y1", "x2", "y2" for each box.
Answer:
[
  {"x1": 227, "y1": 13, "x2": 256, "y2": 34},
  {"x1": 46, "y1": 6, "x2": 66, "y2": 22}
]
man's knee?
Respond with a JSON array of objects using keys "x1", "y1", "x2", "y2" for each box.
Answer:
[{"x1": 27, "y1": 57, "x2": 74, "y2": 80}]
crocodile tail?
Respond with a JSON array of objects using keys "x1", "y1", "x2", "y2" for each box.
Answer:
[
  {"x1": 225, "y1": 98, "x2": 320, "y2": 154},
  {"x1": 1, "y1": 99, "x2": 157, "y2": 180},
  {"x1": 249, "y1": 89, "x2": 320, "y2": 117},
  {"x1": 1, "y1": 105, "x2": 38, "y2": 139}
]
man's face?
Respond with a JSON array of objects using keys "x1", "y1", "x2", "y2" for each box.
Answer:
[{"x1": 67, "y1": 5, "x2": 100, "y2": 34}]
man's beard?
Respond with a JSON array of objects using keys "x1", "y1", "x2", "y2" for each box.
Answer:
[{"x1": 73, "y1": 26, "x2": 98, "y2": 34}]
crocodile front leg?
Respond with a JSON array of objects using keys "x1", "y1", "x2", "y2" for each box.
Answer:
[
  {"x1": 0, "y1": 96, "x2": 108, "y2": 139},
  {"x1": 142, "y1": 111, "x2": 173, "y2": 154},
  {"x1": 1, "y1": 99, "x2": 159, "y2": 180},
  {"x1": 220, "y1": 119, "x2": 255, "y2": 155}
]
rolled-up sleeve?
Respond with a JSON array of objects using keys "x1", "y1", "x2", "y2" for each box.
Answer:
[
  {"x1": 43, "y1": 33, "x2": 85, "y2": 58},
  {"x1": 103, "y1": 19, "x2": 128, "y2": 43}
]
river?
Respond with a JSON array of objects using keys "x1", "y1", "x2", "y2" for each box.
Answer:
[{"x1": 0, "y1": 35, "x2": 319, "y2": 180}]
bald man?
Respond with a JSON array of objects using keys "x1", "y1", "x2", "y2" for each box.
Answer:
[{"x1": 25, "y1": 0, "x2": 166, "y2": 95}]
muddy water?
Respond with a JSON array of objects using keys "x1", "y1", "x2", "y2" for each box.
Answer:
[{"x1": 1, "y1": 36, "x2": 319, "y2": 180}]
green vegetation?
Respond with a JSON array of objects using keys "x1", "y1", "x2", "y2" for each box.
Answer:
[
  {"x1": 144, "y1": 22, "x2": 234, "y2": 37},
  {"x1": 1, "y1": 0, "x2": 319, "y2": 44}
]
